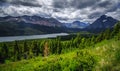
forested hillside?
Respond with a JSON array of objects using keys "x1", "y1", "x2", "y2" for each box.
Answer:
[{"x1": 0, "y1": 22, "x2": 120, "y2": 71}]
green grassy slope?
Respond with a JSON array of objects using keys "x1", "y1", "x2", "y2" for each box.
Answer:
[
  {"x1": 0, "y1": 39, "x2": 120, "y2": 71},
  {"x1": 93, "y1": 39, "x2": 120, "y2": 71}
]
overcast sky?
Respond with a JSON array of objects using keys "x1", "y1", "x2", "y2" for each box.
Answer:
[{"x1": 0, "y1": 0, "x2": 120, "y2": 23}]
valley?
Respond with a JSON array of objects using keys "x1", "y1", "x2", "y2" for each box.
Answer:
[
  {"x1": 0, "y1": 22, "x2": 120, "y2": 71},
  {"x1": 0, "y1": 0, "x2": 120, "y2": 70}
]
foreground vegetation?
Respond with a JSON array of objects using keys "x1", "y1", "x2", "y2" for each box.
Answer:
[
  {"x1": 0, "y1": 22, "x2": 120, "y2": 71},
  {"x1": 0, "y1": 39, "x2": 120, "y2": 71}
]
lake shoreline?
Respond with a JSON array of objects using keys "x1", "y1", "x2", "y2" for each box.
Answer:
[{"x1": 0, "y1": 33, "x2": 69, "y2": 42}]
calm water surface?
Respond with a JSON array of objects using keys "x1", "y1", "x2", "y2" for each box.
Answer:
[{"x1": 0, "y1": 33, "x2": 69, "y2": 42}]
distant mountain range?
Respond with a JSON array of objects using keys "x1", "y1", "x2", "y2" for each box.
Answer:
[
  {"x1": 0, "y1": 15, "x2": 119, "y2": 36},
  {"x1": 0, "y1": 15, "x2": 90, "y2": 29},
  {"x1": 85, "y1": 15, "x2": 119, "y2": 33},
  {"x1": 0, "y1": 15, "x2": 63, "y2": 27},
  {"x1": 64, "y1": 21, "x2": 89, "y2": 29},
  {"x1": 0, "y1": 16, "x2": 81, "y2": 36}
]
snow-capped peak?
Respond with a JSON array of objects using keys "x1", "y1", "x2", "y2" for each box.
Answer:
[{"x1": 103, "y1": 19, "x2": 107, "y2": 22}]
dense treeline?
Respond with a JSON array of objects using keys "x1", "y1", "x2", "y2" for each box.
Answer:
[{"x1": 0, "y1": 22, "x2": 120, "y2": 64}]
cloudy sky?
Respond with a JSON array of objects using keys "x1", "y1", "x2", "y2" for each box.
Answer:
[{"x1": 0, "y1": 0, "x2": 120, "y2": 23}]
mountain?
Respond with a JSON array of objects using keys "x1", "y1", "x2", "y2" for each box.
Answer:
[
  {"x1": 0, "y1": 15, "x2": 63, "y2": 27},
  {"x1": 0, "y1": 15, "x2": 67, "y2": 36},
  {"x1": 0, "y1": 16, "x2": 82, "y2": 36},
  {"x1": 85, "y1": 15, "x2": 119, "y2": 33},
  {"x1": 0, "y1": 15, "x2": 118, "y2": 36},
  {"x1": 64, "y1": 21, "x2": 89, "y2": 29},
  {"x1": 0, "y1": 21, "x2": 67, "y2": 36}
]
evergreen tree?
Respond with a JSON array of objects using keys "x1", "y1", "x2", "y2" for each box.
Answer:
[
  {"x1": 91, "y1": 36, "x2": 95, "y2": 46},
  {"x1": 112, "y1": 22, "x2": 120, "y2": 37},
  {"x1": 103, "y1": 28, "x2": 111, "y2": 40},
  {"x1": 0, "y1": 43, "x2": 9, "y2": 63},
  {"x1": 3, "y1": 44, "x2": 9, "y2": 59},
  {"x1": 13, "y1": 41, "x2": 20, "y2": 61},
  {"x1": 51, "y1": 39, "x2": 58, "y2": 54},
  {"x1": 113, "y1": 22, "x2": 120, "y2": 40},
  {"x1": 73, "y1": 33, "x2": 82, "y2": 48},
  {"x1": 79, "y1": 38, "x2": 85, "y2": 49},
  {"x1": 23, "y1": 41, "x2": 29, "y2": 59},
  {"x1": 95, "y1": 32, "x2": 104, "y2": 43},
  {"x1": 33, "y1": 41, "x2": 40, "y2": 56},
  {"x1": 56, "y1": 37, "x2": 62, "y2": 54},
  {"x1": 23, "y1": 41, "x2": 29, "y2": 53}
]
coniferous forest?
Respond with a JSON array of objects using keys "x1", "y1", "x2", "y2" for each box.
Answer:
[{"x1": 0, "y1": 22, "x2": 120, "y2": 71}]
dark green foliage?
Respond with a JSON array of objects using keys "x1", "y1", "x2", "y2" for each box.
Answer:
[
  {"x1": 23, "y1": 41, "x2": 29, "y2": 59},
  {"x1": 32, "y1": 41, "x2": 40, "y2": 56},
  {"x1": 23, "y1": 41, "x2": 29, "y2": 53},
  {"x1": 103, "y1": 28, "x2": 111, "y2": 40},
  {"x1": 76, "y1": 50, "x2": 97, "y2": 71},
  {"x1": 73, "y1": 33, "x2": 82, "y2": 48},
  {"x1": 39, "y1": 40, "x2": 45, "y2": 56},
  {"x1": 13, "y1": 41, "x2": 21, "y2": 61},
  {"x1": 115, "y1": 49, "x2": 120, "y2": 63},
  {"x1": 0, "y1": 44, "x2": 9, "y2": 63},
  {"x1": 94, "y1": 22, "x2": 120, "y2": 43},
  {"x1": 56, "y1": 38, "x2": 62, "y2": 54},
  {"x1": 3, "y1": 44, "x2": 9, "y2": 58},
  {"x1": 112, "y1": 22, "x2": 120, "y2": 36}
]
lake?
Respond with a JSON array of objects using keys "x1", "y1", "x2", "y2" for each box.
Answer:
[{"x1": 0, "y1": 33, "x2": 69, "y2": 42}]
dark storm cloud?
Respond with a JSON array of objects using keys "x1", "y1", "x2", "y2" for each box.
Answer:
[
  {"x1": 70, "y1": 0, "x2": 98, "y2": 9},
  {"x1": 107, "y1": 6, "x2": 118, "y2": 12},
  {"x1": 118, "y1": 2, "x2": 120, "y2": 8},
  {"x1": 53, "y1": 0, "x2": 98, "y2": 9},
  {"x1": 52, "y1": 0, "x2": 69, "y2": 9},
  {"x1": 10, "y1": 0, "x2": 42, "y2": 7},
  {"x1": 93, "y1": 0, "x2": 118, "y2": 12},
  {"x1": 0, "y1": 0, "x2": 6, "y2": 2},
  {"x1": 53, "y1": 8, "x2": 61, "y2": 12},
  {"x1": 0, "y1": 0, "x2": 120, "y2": 23},
  {"x1": 85, "y1": 0, "x2": 120, "y2": 20},
  {"x1": 0, "y1": 0, "x2": 42, "y2": 7},
  {"x1": 97, "y1": 1, "x2": 112, "y2": 8},
  {"x1": 88, "y1": 12, "x2": 103, "y2": 19}
]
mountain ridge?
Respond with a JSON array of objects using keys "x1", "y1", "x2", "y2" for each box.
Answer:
[
  {"x1": 64, "y1": 21, "x2": 89, "y2": 29},
  {"x1": 0, "y1": 15, "x2": 119, "y2": 36},
  {"x1": 0, "y1": 15, "x2": 63, "y2": 27},
  {"x1": 85, "y1": 15, "x2": 119, "y2": 33}
]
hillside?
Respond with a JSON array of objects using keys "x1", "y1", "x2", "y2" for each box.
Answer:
[
  {"x1": 0, "y1": 22, "x2": 120, "y2": 71},
  {"x1": 0, "y1": 22, "x2": 67, "y2": 36},
  {"x1": 0, "y1": 38, "x2": 120, "y2": 71},
  {"x1": 0, "y1": 21, "x2": 83, "y2": 36}
]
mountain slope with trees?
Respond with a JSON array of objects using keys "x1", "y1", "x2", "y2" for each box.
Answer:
[
  {"x1": 0, "y1": 22, "x2": 120, "y2": 71},
  {"x1": 0, "y1": 21, "x2": 67, "y2": 36}
]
